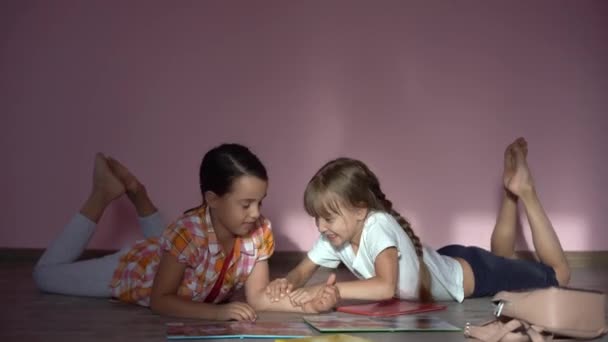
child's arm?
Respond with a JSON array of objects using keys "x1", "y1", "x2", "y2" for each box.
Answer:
[
  {"x1": 266, "y1": 256, "x2": 319, "y2": 302},
  {"x1": 291, "y1": 247, "x2": 399, "y2": 303},
  {"x1": 150, "y1": 253, "x2": 257, "y2": 321},
  {"x1": 245, "y1": 259, "x2": 338, "y2": 313},
  {"x1": 285, "y1": 256, "x2": 320, "y2": 288},
  {"x1": 337, "y1": 247, "x2": 399, "y2": 300}
]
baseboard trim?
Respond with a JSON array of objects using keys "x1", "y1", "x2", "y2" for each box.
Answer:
[
  {"x1": 515, "y1": 251, "x2": 608, "y2": 268},
  {"x1": 2, "y1": 248, "x2": 607, "y2": 268},
  {"x1": 0, "y1": 248, "x2": 117, "y2": 262}
]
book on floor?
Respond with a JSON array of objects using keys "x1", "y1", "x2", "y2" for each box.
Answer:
[
  {"x1": 336, "y1": 298, "x2": 447, "y2": 317},
  {"x1": 303, "y1": 314, "x2": 461, "y2": 333},
  {"x1": 166, "y1": 321, "x2": 317, "y2": 339},
  {"x1": 276, "y1": 334, "x2": 372, "y2": 342}
]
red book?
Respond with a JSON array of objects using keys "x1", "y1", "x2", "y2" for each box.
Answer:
[{"x1": 336, "y1": 299, "x2": 447, "y2": 317}]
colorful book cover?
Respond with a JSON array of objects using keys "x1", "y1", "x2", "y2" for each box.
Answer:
[
  {"x1": 303, "y1": 314, "x2": 461, "y2": 333},
  {"x1": 336, "y1": 299, "x2": 447, "y2": 317},
  {"x1": 166, "y1": 321, "x2": 317, "y2": 339},
  {"x1": 276, "y1": 334, "x2": 372, "y2": 342}
]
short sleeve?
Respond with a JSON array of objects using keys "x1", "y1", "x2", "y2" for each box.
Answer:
[
  {"x1": 307, "y1": 236, "x2": 341, "y2": 268},
  {"x1": 255, "y1": 219, "x2": 275, "y2": 261},
  {"x1": 362, "y1": 214, "x2": 400, "y2": 263},
  {"x1": 160, "y1": 220, "x2": 204, "y2": 267}
]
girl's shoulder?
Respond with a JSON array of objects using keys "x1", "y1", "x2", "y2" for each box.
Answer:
[
  {"x1": 365, "y1": 211, "x2": 400, "y2": 230},
  {"x1": 247, "y1": 215, "x2": 273, "y2": 240},
  {"x1": 363, "y1": 211, "x2": 404, "y2": 242},
  {"x1": 243, "y1": 215, "x2": 275, "y2": 258},
  {"x1": 258, "y1": 215, "x2": 272, "y2": 228},
  {"x1": 165, "y1": 207, "x2": 209, "y2": 240}
]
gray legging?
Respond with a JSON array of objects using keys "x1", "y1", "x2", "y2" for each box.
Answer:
[{"x1": 33, "y1": 212, "x2": 164, "y2": 297}]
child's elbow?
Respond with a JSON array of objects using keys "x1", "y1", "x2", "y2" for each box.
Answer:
[
  {"x1": 379, "y1": 290, "x2": 395, "y2": 301},
  {"x1": 247, "y1": 296, "x2": 267, "y2": 312},
  {"x1": 149, "y1": 295, "x2": 165, "y2": 315},
  {"x1": 149, "y1": 300, "x2": 160, "y2": 314},
  {"x1": 248, "y1": 301, "x2": 264, "y2": 312},
  {"x1": 376, "y1": 283, "x2": 396, "y2": 301}
]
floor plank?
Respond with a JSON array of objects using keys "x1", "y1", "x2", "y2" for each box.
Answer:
[{"x1": 1, "y1": 261, "x2": 606, "y2": 341}]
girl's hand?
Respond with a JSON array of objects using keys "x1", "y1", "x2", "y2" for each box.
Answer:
[
  {"x1": 309, "y1": 284, "x2": 341, "y2": 313},
  {"x1": 265, "y1": 278, "x2": 293, "y2": 302},
  {"x1": 288, "y1": 288, "x2": 315, "y2": 307},
  {"x1": 215, "y1": 302, "x2": 257, "y2": 321},
  {"x1": 303, "y1": 273, "x2": 341, "y2": 313}
]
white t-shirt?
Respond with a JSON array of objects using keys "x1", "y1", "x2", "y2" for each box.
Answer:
[{"x1": 307, "y1": 211, "x2": 464, "y2": 302}]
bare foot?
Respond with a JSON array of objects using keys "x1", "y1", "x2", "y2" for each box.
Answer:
[
  {"x1": 80, "y1": 153, "x2": 126, "y2": 222},
  {"x1": 93, "y1": 153, "x2": 125, "y2": 203},
  {"x1": 106, "y1": 157, "x2": 157, "y2": 216},
  {"x1": 106, "y1": 157, "x2": 142, "y2": 196},
  {"x1": 503, "y1": 138, "x2": 535, "y2": 197},
  {"x1": 503, "y1": 140, "x2": 518, "y2": 195}
]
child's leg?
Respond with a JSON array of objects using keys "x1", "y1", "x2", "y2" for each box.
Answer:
[
  {"x1": 33, "y1": 215, "x2": 123, "y2": 296},
  {"x1": 505, "y1": 138, "x2": 570, "y2": 286},
  {"x1": 490, "y1": 192, "x2": 517, "y2": 258},
  {"x1": 34, "y1": 153, "x2": 125, "y2": 296},
  {"x1": 490, "y1": 194, "x2": 518, "y2": 258},
  {"x1": 490, "y1": 140, "x2": 522, "y2": 258},
  {"x1": 34, "y1": 255, "x2": 121, "y2": 297},
  {"x1": 138, "y1": 212, "x2": 165, "y2": 238},
  {"x1": 107, "y1": 157, "x2": 165, "y2": 238}
]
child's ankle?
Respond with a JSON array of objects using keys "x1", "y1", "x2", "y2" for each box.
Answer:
[
  {"x1": 518, "y1": 187, "x2": 538, "y2": 205},
  {"x1": 128, "y1": 187, "x2": 157, "y2": 217}
]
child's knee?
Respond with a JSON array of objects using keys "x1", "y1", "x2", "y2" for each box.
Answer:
[
  {"x1": 554, "y1": 264, "x2": 571, "y2": 286},
  {"x1": 33, "y1": 264, "x2": 54, "y2": 292}
]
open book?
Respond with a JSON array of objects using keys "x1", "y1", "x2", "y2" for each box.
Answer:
[
  {"x1": 336, "y1": 299, "x2": 447, "y2": 317},
  {"x1": 166, "y1": 321, "x2": 316, "y2": 339},
  {"x1": 276, "y1": 335, "x2": 372, "y2": 342},
  {"x1": 303, "y1": 314, "x2": 461, "y2": 332}
]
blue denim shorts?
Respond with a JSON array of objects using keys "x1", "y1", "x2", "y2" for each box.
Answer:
[{"x1": 437, "y1": 245, "x2": 558, "y2": 298}]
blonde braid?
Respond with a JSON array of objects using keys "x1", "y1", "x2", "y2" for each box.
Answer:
[{"x1": 370, "y1": 183, "x2": 433, "y2": 303}]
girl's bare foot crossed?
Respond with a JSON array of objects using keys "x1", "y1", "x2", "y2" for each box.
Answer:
[
  {"x1": 106, "y1": 157, "x2": 157, "y2": 217},
  {"x1": 503, "y1": 137, "x2": 534, "y2": 199},
  {"x1": 491, "y1": 137, "x2": 530, "y2": 258},
  {"x1": 106, "y1": 157, "x2": 143, "y2": 197},
  {"x1": 502, "y1": 137, "x2": 570, "y2": 285},
  {"x1": 80, "y1": 153, "x2": 125, "y2": 222}
]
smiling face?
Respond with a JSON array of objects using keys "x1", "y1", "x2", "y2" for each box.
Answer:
[
  {"x1": 304, "y1": 158, "x2": 384, "y2": 247},
  {"x1": 206, "y1": 175, "x2": 268, "y2": 237},
  {"x1": 311, "y1": 193, "x2": 368, "y2": 247}
]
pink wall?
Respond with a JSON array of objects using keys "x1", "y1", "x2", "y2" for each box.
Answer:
[{"x1": 1, "y1": 1, "x2": 607, "y2": 252}]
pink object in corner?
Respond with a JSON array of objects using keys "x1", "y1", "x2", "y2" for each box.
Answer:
[
  {"x1": 465, "y1": 287, "x2": 608, "y2": 341},
  {"x1": 336, "y1": 298, "x2": 447, "y2": 317}
]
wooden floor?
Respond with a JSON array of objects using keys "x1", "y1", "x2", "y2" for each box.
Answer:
[{"x1": 1, "y1": 260, "x2": 607, "y2": 342}]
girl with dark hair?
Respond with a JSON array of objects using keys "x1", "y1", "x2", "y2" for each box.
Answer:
[{"x1": 34, "y1": 144, "x2": 338, "y2": 320}]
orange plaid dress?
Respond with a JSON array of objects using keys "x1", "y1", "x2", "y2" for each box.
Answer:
[{"x1": 109, "y1": 206, "x2": 274, "y2": 307}]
